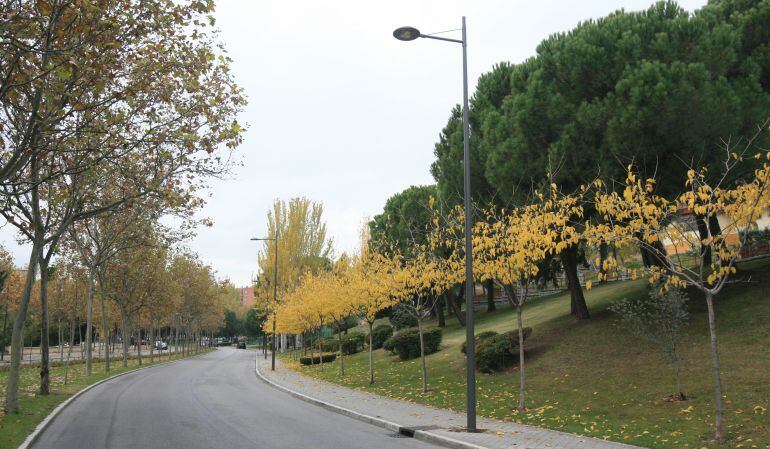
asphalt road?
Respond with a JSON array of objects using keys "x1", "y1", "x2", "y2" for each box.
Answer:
[{"x1": 32, "y1": 347, "x2": 437, "y2": 449}]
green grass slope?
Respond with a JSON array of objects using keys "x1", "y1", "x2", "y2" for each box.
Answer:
[{"x1": 285, "y1": 260, "x2": 770, "y2": 448}]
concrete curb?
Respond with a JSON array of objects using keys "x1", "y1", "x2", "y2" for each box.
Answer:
[
  {"x1": 18, "y1": 350, "x2": 213, "y2": 449},
  {"x1": 254, "y1": 356, "x2": 487, "y2": 449}
]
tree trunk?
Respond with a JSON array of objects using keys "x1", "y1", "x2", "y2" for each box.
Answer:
[
  {"x1": 84, "y1": 269, "x2": 96, "y2": 376},
  {"x1": 96, "y1": 272, "x2": 110, "y2": 372},
  {"x1": 517, "y1": 305, "x2": 526, "y2": 411},
  {"x1": 318, "y1": 326, "x2": 324, "y2": 371},
  {"x1": 119, "y1": 306, "x2": 129, "y2": 368},
  {"x1": 560, "y1": 245, "x2": 590, "y2": 320},
  {"x1": 77, "y1": 318, "x2": 83, "y2": 360},
  {"x1": 149, "y1": 326, "x2": 155, "y2": 363},
  {"x1": 368, "y1": 322, "x2": 374, "y2": 385},
  {"x1": 137, "y1": 327, "x2": 142, "y2": 366},
  {"x1": 675, "y1": 359, "x2": 685, "y2": 401},
  {"x1": 445, "y1": 290, "x2": 465, "y2": 326},
  {"x1": 705, "y1": 292, "x2": 725, "y2": 442},
  {"x1": 64, "y1": 319, "x2": 74, "y2": 385},
  {"x1": 437, "y1": 294, "x2": 445, "y2": 328},
  {"x1": 58, "y1": 320, "x2": 64, "y2": 362},
  {"x1": 38, "y1": 259, "x2": 51, "y2": 395},
  {"x1": 417, "y1": 318, "x2": 428, "y2": 393},
  {"x1": 485, "y1": 279, "x2": 496, "y2": 311},
  {"x1": 337, "y1": 331, "x2": 344, "y2": 376},
  {"x1": 4, "y1": 237, "x2": 42, "y2": 414}
]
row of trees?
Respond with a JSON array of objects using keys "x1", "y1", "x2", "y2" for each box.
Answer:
[
  {"x1": 0, "y1": 241, "x2": 229, "y2": 365},
  {"x1": 0, "y1": 0, "x2": 246, "y2": 414},
  {"x1": 372, "y1": 0, "x2": 770, "y2": 323},
  {"x1": 270, "y1": 140, "x2": 770, "y2": 442}
]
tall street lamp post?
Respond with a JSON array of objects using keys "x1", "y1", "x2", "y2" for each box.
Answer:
[
  {"x1": 251, "y1": 231, "x2": 278, "y2": 371},
  {"x1": 393, "y1": 17, "x2": 476, "y2": 432}
]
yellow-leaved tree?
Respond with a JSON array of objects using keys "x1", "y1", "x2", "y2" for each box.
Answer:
[
  {"x1": 347, "y1": 251, "x2": 402, "y2": 384},
  {"x1": 588, "y1": 138, "x2": 770, "y2": 442},
  {"x1": 474, "y1": 185, "x2": 583, "y2": 410}
]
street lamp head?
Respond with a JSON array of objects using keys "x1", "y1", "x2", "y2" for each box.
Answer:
[{"x1": 393, "y1": 26, "x2": 420, "y2": 41}]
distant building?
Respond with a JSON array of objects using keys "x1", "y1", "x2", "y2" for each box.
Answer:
[{"x1": 237, "y1": 286, "x2": 255, "y2": 308}]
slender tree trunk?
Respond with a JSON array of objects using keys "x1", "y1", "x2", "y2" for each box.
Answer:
[
  {"x1": 4, "y1": 237, "x2": 42, "y2": 414},
  {"x1": 517, "y1": 305, "x2": 526, "y2": 411},
  {"x1": 675, "y1": 360, "x2": 685, "y2": 401},
  {"x1": 64, "y1": 319, "x2": 74, "y2": 385},
  {"x1": 137, "y1": 327, "x2": 142, "y2": 366},
  {"x1": 368, "y1": 322, "x2": 374, "y2": 384},
  {"x1": 38, "y1": 259, "x2": 51, "y2": 395},
  {"x1": 485, "y1": 279, "x2": 496, "y2": 312},
  {"x1": 77, "y1": 318, "x2": 83, "y2": 360},
  {"x1": 338, "y1": 330, "x2": 344, "y2": 376},
  {"x1": 97, "y1": 273, "x2": 110, "y2": 372},
  {"x1": 318, "y1": 326, "x2": 324, "y2": 371},
  {"x1": 705, "y1": 292, "x2": 725, "y2": 442},
  {"x1": 119, "y1": 307, "x2": 129, "y2": 368},
  {"x1": 417, "y1": 318, "x2": 427, "y2": 393},
  {"x1": 58, "y1": 320, "x2": 63, "y2": 362},
  {"x1": 437, "y1": 294, "x2": 446, "y2": 327},
  {"x1": 445, "y1": 290, "x2": 465, "y2": 326},
  {"x1": 560, "y1": 245, "x2": 590, "y2": 320},
  {"x1": 149, "y1": 326, "x2": 155, "y2": 363},
  {"x1": 84, "y1": 270, "x2": 96, "y2": 376}
]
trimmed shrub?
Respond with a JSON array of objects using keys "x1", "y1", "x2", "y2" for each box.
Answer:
[
  {"x1": 474, "y1": 327, "x2": 533, "y2": 373},
  {"x1": 320, "y1": 334, "x2": 365, "y2": 355},
  {"x1": 299, "y1": 353, "x2": 337, "y2": 365},
  {"x1": 383, "y1": 327, "x2": 443, "y2": 361},
  {"x1": 460, "y1": 330, "x2": 499, "y2": 354},
  {"x1": 389, "y1": 304, "x2": 418, "y2": 330},
  {"x1": 370, "y1": 324, "x2": 393, "y2": 349},
  {"x1": 341, "y1": 333, "x2": 365, "y2": 355}
]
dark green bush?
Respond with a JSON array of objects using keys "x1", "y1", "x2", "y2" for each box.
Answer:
[
  {"x1": 341, "y1": 333, "x2": 365, "y2": 355},
  {"x1": 460, "y1": 330, "x2": 499, "y2": 354},
  {"x1": 474, "y1": 327, "x2": 533, "y2": 373},
  {"x1": 299, "y1": 353, "x2": 337, "y2": 365},
  {"x1": 383, "y1": 327, "x2": 443, "y2": 361},
  {"x1": 389, "y1": 304, "x2": 418, "y2": 330},
  {"x1": 319, "y1": 334, "x2": 365, "y2": 355},
  {"x1": 370, "y1": 324, "x2": 393, "y2": 349}
]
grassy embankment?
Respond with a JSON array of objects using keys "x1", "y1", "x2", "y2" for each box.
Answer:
[
  {"x1": 0, "y1": 349, "x2": 209, "y2": 448},
  {"x1": 283, "y1": 259, "x2": 770, "y2": 448}
]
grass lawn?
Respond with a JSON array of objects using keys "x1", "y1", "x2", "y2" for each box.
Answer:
[
  {"x1": 283, "y1": 260, "x2": 770, "y2": 449},
  {"x1": 0, "y1": 350, "x2": 208, "y2": 448}
]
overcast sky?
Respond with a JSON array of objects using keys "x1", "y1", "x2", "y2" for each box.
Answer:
[{"x1": 0, "y1": 0, "x2": 708, "y2": 286}]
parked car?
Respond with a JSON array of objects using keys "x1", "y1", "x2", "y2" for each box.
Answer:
[{"x1": 154, "y1": 341, "x2": 168, "y2": 351}]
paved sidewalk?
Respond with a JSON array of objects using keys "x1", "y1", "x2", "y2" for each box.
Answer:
[{"x1": 256, "y1": 355, "x2": 644, "y2": 449}]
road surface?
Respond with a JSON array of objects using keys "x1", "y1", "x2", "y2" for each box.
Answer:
[{"x1": 31, "y1": 347, "x2": 437, "y2": 449}]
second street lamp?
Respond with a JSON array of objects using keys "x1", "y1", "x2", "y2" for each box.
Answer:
[
  {"x1": 251, "y1": 232, "x2": 278, "y2": 371},
  {"x1": 393, "y1": 17, "x2": 477, "y2": 432}
]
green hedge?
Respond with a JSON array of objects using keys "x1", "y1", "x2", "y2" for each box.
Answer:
[
  {"x1": 319, "y1": 333, "x2": 365, "y2": 355},
  {"x1": 475, "y1": 327, "x2": 532, "y2": 373},
  {"x1": 383, "y1": 327, "x2": 443, "y2": 361},
  {"x1": 370, "y1": 324, "x2": 393, "y2": 349},
  {"x1": 299, "y1": 353, "x2": 337, "y2": 365},
  {"x1": 460, "y1": 330, "x2": 499, "y2": 354}
]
